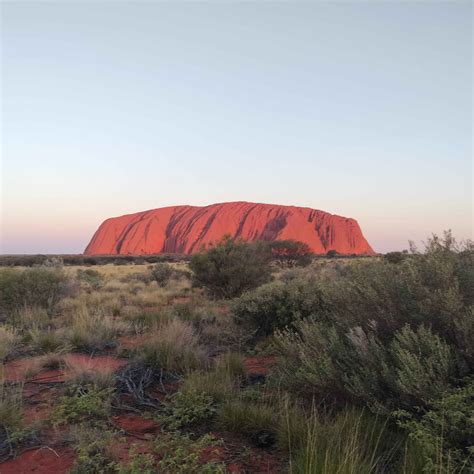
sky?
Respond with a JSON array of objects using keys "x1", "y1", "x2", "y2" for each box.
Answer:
[{"x1": 1, "y1": 1, "x2": 472, "y2": 254}]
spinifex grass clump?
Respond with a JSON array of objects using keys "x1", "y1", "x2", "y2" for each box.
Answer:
[
  {"x1": 136, "y1": 319, "x2": 208, "y2": 374},
  {"x1": 0, "y1": 380, "x2": 35, "y2": 461},
  {"x1": 0, "y1": 326, "x2": 19, "y2": 362}
]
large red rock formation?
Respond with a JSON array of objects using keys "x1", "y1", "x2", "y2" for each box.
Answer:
[{"x1": 84, "y1": 201, "x2": 374, "y2": 255}]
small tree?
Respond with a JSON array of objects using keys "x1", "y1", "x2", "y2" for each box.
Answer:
[
  {"x1": 326, "y1": 250, "x2": 338, "y2": 258},
  {"x1": 151, "y1": 263, "x2": 174, "y2": 287},
  {"x1": 269, "y1": 240, "x2": 313, "y2": 268},
  {"x1": 189, "y1": 236, "x2": 272, "y2": 299}
]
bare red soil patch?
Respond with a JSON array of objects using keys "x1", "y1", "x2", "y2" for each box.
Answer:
[
  {"x1": 0, "y1": 447, "x2": 75, "y2": 474},
  {"x1": 244, "y1": 356, "x2": 276, "y2": 376},
  {"x1": 112, "y1": 413, "x2": 159, "y2": 435}
]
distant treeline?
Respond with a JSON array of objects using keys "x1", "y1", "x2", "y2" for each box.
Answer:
[
  {"x1": 0, "y1": 250, "x2": 375, "y2": 267},
  {"x1": 0, "y1": 253, "x2": 190, "y2": 267}
]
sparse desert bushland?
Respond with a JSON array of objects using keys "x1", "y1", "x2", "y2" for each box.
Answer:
[
  {"x1": 189, "y1": 236, "x2": 272, "y2": 298},
  {"x1": 0, "y1": 232, "x2": 470, "y2": 473},
  {"x1": 271, "y1": 232, "x2": 474, "y2": 471}
]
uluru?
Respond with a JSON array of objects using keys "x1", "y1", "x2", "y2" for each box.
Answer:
[{"x1": 84, "y1": 201, "x2": 374, "y2": 255}]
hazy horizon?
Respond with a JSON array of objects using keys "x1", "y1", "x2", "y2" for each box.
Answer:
[{"x1": 2, "y1": 1, "x2": 472, "y2": 254}]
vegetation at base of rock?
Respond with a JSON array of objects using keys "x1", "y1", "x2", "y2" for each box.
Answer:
[{"x1": 0, "y1": 231, "x2": 471, "y2": 473}]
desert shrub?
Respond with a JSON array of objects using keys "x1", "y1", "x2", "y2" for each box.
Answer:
[
  {"x1": 70, "y1": 424, "x2": 117, "y2": 474},
  {"x1": 159, "y1": 391, "x2": 216, "y2": 430},
  {"x1": 52, "y1": 385, "x2": 114, "y2": 425},
  {"x1": 136, "y1": 319, "x2": 208, "y2": 374},
  {"x1": 268, "y1": 240, "x2": 313, "y2": 268},
  {"x1": 384, "y1": 251, "x2": 407, "y2": 264},
  {"x1": 189, "y1": 236, "x2": 272, "y2": 298},
  {"x1": 154, "y1": 432, "x2": 225, "y2": 473},
  {"x1": 0, "y1": 266, "x2": 69, "y2": 316},
  {"x1": 0, "y1": 325, "x2": 19, "y2": 361},
  {"x1": 321, "y1": 232, "x2": 473, "y2": 343},
  {"x1": 150, "y1": 263, "x2": 174, "y2": 287},
  {"x1": 77, "y1": 269, "x2": 104, "y2": 290},
  {"x1": 232, "y1": 278, "x2": 330, "y2": 339},
  {"x1": 389, "y1": 325, "x2": 458, "y2": 406},
  {"x1": 395, "y1": 382, "x2": 474, "y2": 472},
  {"x1": 118, "y1": 446, "x2": 155, "y2": 474}
]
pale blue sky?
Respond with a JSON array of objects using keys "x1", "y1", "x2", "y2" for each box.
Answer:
[{"x1": 1, "y1": 1, "x2": 472, "y2": 254}]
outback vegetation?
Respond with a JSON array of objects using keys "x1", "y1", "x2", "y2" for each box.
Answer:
[{"x1": 0, "y1": 232, "x2": 472, "y2": 473}]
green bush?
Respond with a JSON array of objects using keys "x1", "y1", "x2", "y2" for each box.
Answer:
[
  {"x1": 189, "y1": 236, "x2": 272, "y2": 298},
  {"x1": 70, "y1": 424, "x2": 117, "y2": 474},
  {"x1": 52, "y1": 386, "x2": 113, "y2": 426},
  {"x1": 0, "y1": 266, "x2": 69, "y2": 316},
  {"x1": 232, "y1": 278, "x2": 330, "y2": 339},
  {"x1": 77, "y1": 269, "x2": 104, "y2": 290},
  {"x1": 154, "y1": 432, "x2": 225, "y2": 473},
  {"x1": 268, "y1": 240, "x2": 313, "y2": 268},
  {"x1": 395, "y1": 382, "x2": 474, "y2": 472},
  {"x1": 159, "y1": 391, "x2": 216, "y2": 430},
  {"x1": 270, "y1": 233, "x2": 473, "y2": 471},
  {"x1": 150, "y1": 263, "x2": 174, "y2": 287}
]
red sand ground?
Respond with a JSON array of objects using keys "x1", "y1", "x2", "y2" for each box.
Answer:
[
  {"x1": 0, "y1": 447, "x2": 75, "y2": 474},
  {"x1": 85, "y1": 201, "x2": 374, "y2": 255},
  {"x1": 112, "y1": 413, "x2": 159, "y2": 436}
]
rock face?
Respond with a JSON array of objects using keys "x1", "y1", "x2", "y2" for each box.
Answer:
[{"x1": 84, "y1": 201, "x2": 375, "y2": 255}]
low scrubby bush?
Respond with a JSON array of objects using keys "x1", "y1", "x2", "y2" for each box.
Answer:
[
  {"x1": 270, "y1": 233, "x2": 473, "y2": 471},
  {"x1": 0, "y1": 266, "x2": 69, "y2": 316},
  {"x1": 190, "y1": 236, "x2": 272, "y2": 299},
  {"x1": 160, "y1": 390, "x2": 216, "y2": 430},
  {"x1": 232, "y1": 278, "x2": 330, "y2": 340}
]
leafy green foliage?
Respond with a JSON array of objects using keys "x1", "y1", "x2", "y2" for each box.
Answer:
[
  {"x1": 232, "y1": 278, "x2": 330, "y2": 339},
  {"x1": 52, "y1": 386, "x2": 113, "y2": 425},
  {"x1": 271, "y1": 232, "x2": 473, "y2": 471},
  {"x1": 155, "y1": 432, "x2": 225, "y2": 473},
  {"x1": 159, "y1": 391, "x2": 216, "y2": 430},
  {"x1": 70, "y1": 424, "x2": 118, "y2": 474},
  {"x1": 268, "y1": 240, "x2": 313, "y2": 268},
  {"x1": 190, "y1": 236, "x2": 272, "y2": 298},
  {"x1": 395, "y1": 382, "x2": 474, "y2": 472}
]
